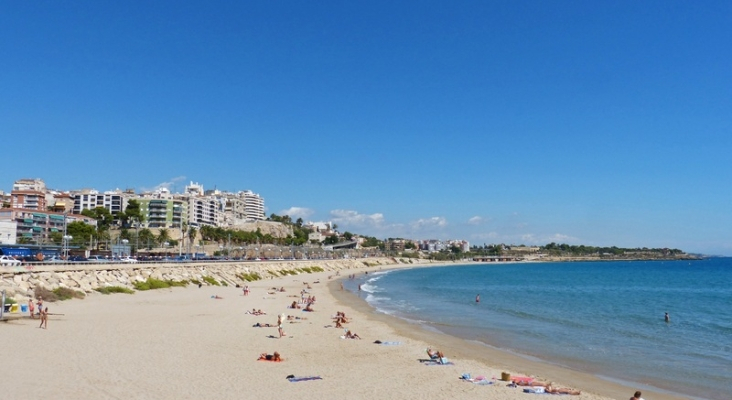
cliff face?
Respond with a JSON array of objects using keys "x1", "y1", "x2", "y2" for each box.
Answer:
[
  {"x1": 0, "y1": 257, "x2": 396, "y2": 300},
  {"x1": 231, "y1": 220, "x2": 293, "y2": 238}
]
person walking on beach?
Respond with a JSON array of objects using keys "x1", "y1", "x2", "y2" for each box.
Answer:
[
  {"x1": 665, "y1": 312, "x2": 670, "y2": 323},
  {"x1": 39, "y1": 306, "x2": 48, "y2": 329}
]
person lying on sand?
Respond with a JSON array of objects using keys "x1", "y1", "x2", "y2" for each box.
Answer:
[
  {"x1": 344, "y1": 330, "x2": 361, "y2": 339},
  {"x1": 287, "y1": 315, "x2": 307, "y2": 321},
  {"x1": 211, "y1": 295, "x2": 223, "y2": 299},
  {"x1": 253, "y1": 323, "x2": 274, "y2": 327},
  {"x1": 545, "y1": 385, "x2": 580, "y2": 395},
  {"x1": 289, "y1": 301, "x2": 301, "y2": 309},
  {"x1": 515, "y1": 381, "x2": 580, "y2": 394},
  {"x1": 258, "y1": 352, "x2": 282, "y2": 362}
]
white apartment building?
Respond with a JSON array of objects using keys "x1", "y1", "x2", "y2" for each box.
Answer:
[
  {"x1": 188, "y1": 196, "x2": 225, "y2": 228},
  {"x1": 241, "y1": 190, "x2": 265, "y2": 220},
  {"x1": 0, "y1": 220, "x2": 17, "y2": 244},
  {"x1": 72, "y1": 189, "x2": 128, "y2": 217},
  {"x1": 13, "y1": 178, "x2": 46, "y2": 192}
]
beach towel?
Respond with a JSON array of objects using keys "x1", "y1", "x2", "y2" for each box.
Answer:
[
  {"x1": 523, "y1": 387, "x2": 546, "y2": 394},
  {"x1": 511, "y1": 376, "x2": 534, "y2": 384},
  {"x1": 423, "y1": 360, "x2": 455, "y2": 366},
  {"x1": 378, "y1": 341, "x2": 401, "y2": 346},
  {"x1": 287, "y1": 376, "x2": 322, "y2": 382}
]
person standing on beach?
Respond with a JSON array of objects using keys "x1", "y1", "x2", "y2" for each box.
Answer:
[
  {"x1": 630, "y1": 390, "x2": 644, "y2": 400},
  {"x1": 36, "y1": 296, "x2": 43, "y2": 317},
  {"x1": 277, "y1": 313, "x2": 286, "y2": 338},
  {"x1": 665, "y1": 312, "x2": 670, "y2": 323},
  {"x1": 28, "y1": 296, "x2": 35, "y2": 319}
]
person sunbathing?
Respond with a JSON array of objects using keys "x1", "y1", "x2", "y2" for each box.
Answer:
[
  {"x1": 258, "y1": 352, "x2": 282, "y2": 361},
  {"x1": 253, "y1": 323, "x2": 274, "y2": 327},
  {"x1": 546, "y1": 385, "x2": 580, "y2": 395},
  {"x1": 344, "y1": 330, "x2": 361, "y2": 339},
  {"x1": 426, "y1": 348, "x2": 440, "y2": 359},
  {"x1": 290, "y1": 301, "x2": 301, "y2": 309}
]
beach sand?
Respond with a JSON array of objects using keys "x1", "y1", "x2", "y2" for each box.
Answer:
[{"x1": 2, "y1": 263, "x2": 686, "y2": 400}]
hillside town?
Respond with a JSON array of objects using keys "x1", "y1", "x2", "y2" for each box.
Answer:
[{"x1": 0, "y1": 178, "x2": 472, "y2": 262}]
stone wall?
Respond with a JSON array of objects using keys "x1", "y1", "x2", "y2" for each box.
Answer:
[{"x1": 0, "y1": 258, "x2": 397, "y2": 300}]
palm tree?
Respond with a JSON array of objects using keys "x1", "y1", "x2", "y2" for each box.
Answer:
[{"x1": 157, "y1": 228, "x2": 171, "y2": 246}]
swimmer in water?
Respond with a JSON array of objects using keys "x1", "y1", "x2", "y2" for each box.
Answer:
[
  {"x1": 476, "y1": 294, "x2": 480, "y2": 303},
  {"x1": 664, "y1": 312, "x2": 670, "y2": 323}
]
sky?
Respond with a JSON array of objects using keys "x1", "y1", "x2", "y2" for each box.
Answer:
[{"x1": 2, "y1": 1, "x2": 731, "y2": 255}]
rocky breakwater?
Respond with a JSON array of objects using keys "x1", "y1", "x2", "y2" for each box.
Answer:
[{"x1": 0, "y1": 257, "x2": 398, "y2": 300}]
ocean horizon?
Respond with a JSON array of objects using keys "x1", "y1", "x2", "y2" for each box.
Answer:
[{"x1": 345, "y1": 259, "x2": 732, "y2": 400}]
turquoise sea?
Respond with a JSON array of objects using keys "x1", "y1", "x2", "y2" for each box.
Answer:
[{"x1": 345, "y1": 258, "x2": 732, "y2": 400}]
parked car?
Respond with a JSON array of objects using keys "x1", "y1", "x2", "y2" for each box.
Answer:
[
  {"x1": 120, "y1": 256, "x2": 138, "y2": 263},
  {"x1": 0, "y1": 255, "x2": 21, "y2": 266},
  {"x1": 44, "y1": 256, "x2": 66, "y2": 263},
  {"x1": 68, "y1": 255, "x2": 89, "y2": 262}
]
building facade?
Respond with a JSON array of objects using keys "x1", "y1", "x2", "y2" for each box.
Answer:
[
  {"x1": 72, "y1": 190, "x2": 127, "y2": 218},
  {"x1": 0, "y1": 208, "x2": 96, "y2": 244}
]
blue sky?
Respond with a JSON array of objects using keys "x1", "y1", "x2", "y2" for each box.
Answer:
[{"x1": 2, "y1": 1, "x2": 731, "y2": 255}]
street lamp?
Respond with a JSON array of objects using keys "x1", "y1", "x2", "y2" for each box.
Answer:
[{"x1": 62, "y1": 235, "x2": 73, "y2": 259}]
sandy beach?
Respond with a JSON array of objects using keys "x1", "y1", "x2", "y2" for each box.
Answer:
[{"x1": 2, "y1": 262, "x2": 686, "y2": 400}]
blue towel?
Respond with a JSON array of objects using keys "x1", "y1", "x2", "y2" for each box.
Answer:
[
  {"x1": 424, "y1": 361, "x2": 455, "y2": 366},
  {"x1": 380, "y1": 341, "x2": 401, "y2": 346},
  {"x1": 288, "y1": 376, "x2": 323, "y2": 382}
]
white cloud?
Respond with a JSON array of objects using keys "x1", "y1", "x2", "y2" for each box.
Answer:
[
  {"x1": 468, "y1": 216, "x2": 484, "y2": 225},
  {"x1": 410, "y1": 217, "x2": 447, "y2": 230},
  {"x1": 329, "y1": 209, "x2": 385, "y2": 227},
  {"x1": 139, "y1": 176, "x2": 187, "y2": 192},
  {"x1": 280, "y1": 207, "x2": 314, "y2": 220}
]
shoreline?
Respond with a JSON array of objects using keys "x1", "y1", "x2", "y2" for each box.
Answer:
[
  {"x1": 329, "y1": 262, "x2": 690, "y2": 400},
  {"x1": 1, "y1": 259, "x2": 692, "y2": 399}
]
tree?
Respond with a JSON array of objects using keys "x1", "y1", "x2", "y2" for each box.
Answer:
[
  {"x1": 124, "y1": 199, "x2": 145, "y2": 228},
  {"x1": 343, "y1": 231, "x2": 354, "y2": 241},
  {"x1": 49, "y1": 231, "x2": 63, "y2": 245},
  {"x1": 324, "y1": 235, "x2": 339, "y2": 245},
  {"x1": 81, "y1": 207, "x2": 114, "y2": 231},
  {"x1": 157, "y1": 228, "x2": 171, "y2": 246},
  {"x1": 138, "y1": 228, "x2": 156, "y2": 250},
  {"x1": 66, "y1": 221, "x2": 96, "y2": 249}
]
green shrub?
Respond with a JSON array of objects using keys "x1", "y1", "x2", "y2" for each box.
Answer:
[
  {"x1": 311, "y1": 266, "x2": 324, "y2": 272},
  {"x1": 52, "y1": 287, "x2": 86, "y2": 300},
  {"x1": 166, "y1": 280, "x2": 189, "y2": 287},
  {"x1": 133, "y1": 278, "x2": 172, "y2": 291},
  {"x1": 35, "y1": 287, "x2": 59, "y2": 302},
  {"x1": 267, "y1": 270, "x2": 279, "y2": 277},
  {"x1": 95, "y1": 286, "x2": 135, "y2": 295},
  {"x1": 221, "y1": 280, "x2": 228, "y2": 287},
  {"x1": 202, "y1": 276, "x2": 219, "y2": 286},
  {"x1": 237, "y1": 272, "x2": 262, "y2": 282},
  {"x1": 191, "y1": 279, "x2": 201, "y2": 285},
  {"x1": 4, "y1": 297, "x2": 16, "y2": 305}
]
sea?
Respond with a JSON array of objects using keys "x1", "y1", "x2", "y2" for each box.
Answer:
[{"x1": 344, "y1": 258, "x2": 732, "y2": 400}]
